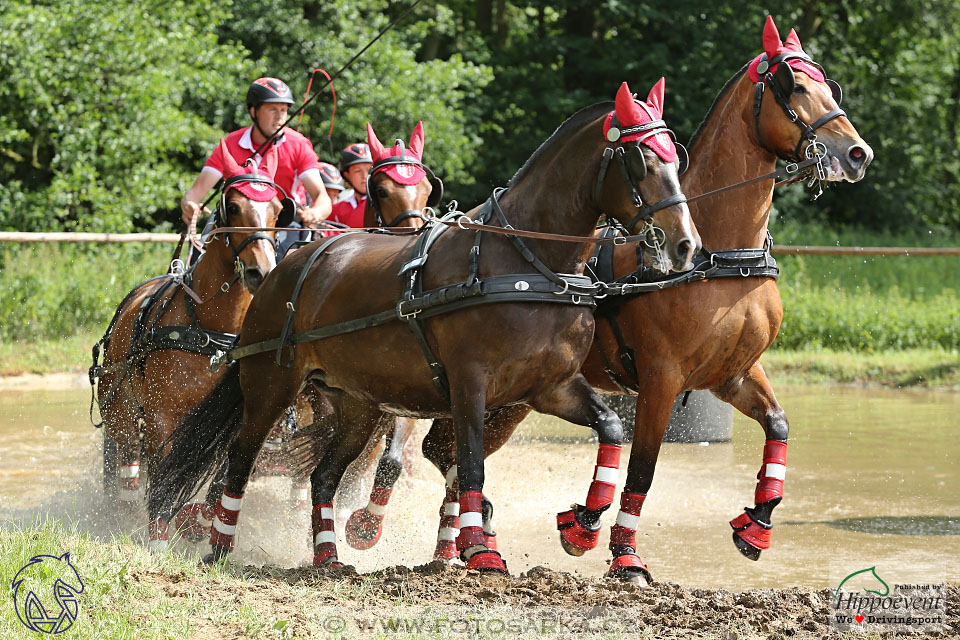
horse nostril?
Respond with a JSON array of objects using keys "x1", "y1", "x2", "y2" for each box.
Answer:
[
  {"x1": 677, "y1": 239, "x2": 694, "y2": 264},
  {"x1": 848, "y1": 145, "x2": 866, "y2": 167},
  {"x1": 243, "y1": 268, "x2": 264, "y2": 292}
]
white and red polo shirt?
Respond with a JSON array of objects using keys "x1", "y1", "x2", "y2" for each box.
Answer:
[
  {"x1": 328, "y1": 192, "x2": 367, "y2": 228},
  {"x1": 202, "y1": 126, "x2": 320, "y2": 204}
]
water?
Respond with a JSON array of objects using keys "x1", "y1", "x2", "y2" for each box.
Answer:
[{"x1": 1, "y1": 382, "x2": 957, "y2": 589}]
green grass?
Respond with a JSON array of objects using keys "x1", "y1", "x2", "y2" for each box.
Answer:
[{"x1": 763, "y1": 347, "x2": 960, "y2": 390}]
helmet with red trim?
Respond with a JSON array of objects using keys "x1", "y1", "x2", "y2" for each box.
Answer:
[
  {"x1": 339, "y1": 143, "x2": 372, "y2": 171},
  {"x1": 318, "y1": 162, "x2": 345, "y2": 191},
  {"x1": 246, "y1": 77, "x2": 295, "y2": 108}
]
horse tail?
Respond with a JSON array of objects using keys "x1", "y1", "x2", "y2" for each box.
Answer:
[{"x1": 147, "y1": 363, "x2": 244, "y2": 514}]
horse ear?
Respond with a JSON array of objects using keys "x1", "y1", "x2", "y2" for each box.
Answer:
[
  {"x1": 615, "y1": 82, "x2": 642, "y2": 125},
  {"x1": 762, "y1": 15, "x2": 782, "y2": 58},
  {"x1": 219, "y1": 138, "x2": 244, "y2": 179},
  {"x1": 366, "y1": 122, "x2": 385, "y2": 162},
  {"x1": 646, "y1": 77, "x2": 666, "y2": 117},
  {"x1": 260, "y1": 144, "x2": 278, "y2": 180},
  {"x1": 408, "y1": 121, "x2": 425, "y2": 159},
  {"x1": 784, "y1": 28, "x2": 802, "y2": 51}
]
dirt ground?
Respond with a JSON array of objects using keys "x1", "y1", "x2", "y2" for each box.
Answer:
[{"x1": 138, "y1": 562, "x2": 958, "y2": 639}]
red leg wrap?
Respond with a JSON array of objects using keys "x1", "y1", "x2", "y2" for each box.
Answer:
[
  {"x1": 312, "y1": 502, "x2": 342, "y2": 567},
  {"x1": 730, "y1": 511, "x2": 773, "y2": 550},
  {"x1": 433, "y1": 466, "x2": 460, "y2": 561},
  {"x1": 455, "y1": 491, "x2": 486, "y2": 555},
  {"x1": 148, "y1": 518, "x2": 170, "y2": 541},
  {"x1": 585, "y1": 444, "x2": 621, "y2": 511},
  {"x1": 174, "y1": 502, "x2": 214, "y2": 543},
  {"x1": 209, "y1": 491, "x2": 243, "y2": 551},
  {"x1": 609, "y1": 492, "x2": 645, "y2": 549},
  {"x1": 755, "y1": 440, "x2": 787, "y2": 504}
]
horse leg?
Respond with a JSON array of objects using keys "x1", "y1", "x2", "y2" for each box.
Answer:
[
  {"x1": 206, "y1": 373, "x2": 299, "y2": 563},
  {"x1": 103, "y1": 432, "x2": 118, "y2": 502},
  {"x1": 422, "y1": 405, "x2": 531, "y2": 562},
  {"x1": 531, "y1": 376, "x2": 624, "y2": 558},
  {"x1": 447, "y1": 379, "x2": 507, "y2": 573},
  {"x1": 310, "y1": 400, "x2": 384, "y2": 568},
  {"x1": 345, "y1": 417, "x2": 416, "y2": 550},
  {"x1": 173, "y1": 460, "x2": 224, "y2": 544},
  {"x1": 606, "y1": 377, "x2": 680, "y2": 585},
  {"x1": 714, "y1": 361, "x2": 789, "y2": 561}
]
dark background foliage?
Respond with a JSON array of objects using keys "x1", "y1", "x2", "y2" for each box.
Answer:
[{"x1": 2, "y1": 0, "x2": 958, "y2": 233}]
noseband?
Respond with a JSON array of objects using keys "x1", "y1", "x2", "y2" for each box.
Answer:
[
  {"x1": 594, "y1": 116, "x2": 688, "y2": 237},
  {"x1": 752, "y1": 51, "x2": 846, "y2": 164}
]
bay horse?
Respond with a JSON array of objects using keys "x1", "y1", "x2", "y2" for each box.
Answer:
[
  {"x1": 168, "y1": 122, "x2": 439, "y2": 537},
  {"x1": 357, "y1": 16, "x2": 874, "y2": 580},
  {"x1": 91, "y1": 141, "x2": 292, "y2": 550},
  {"x1": 149, "y1": 79, "x2": 701, "y2": 572}
]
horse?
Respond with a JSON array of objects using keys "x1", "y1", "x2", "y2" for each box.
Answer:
[
  {"x1": 90, "y1": 140, "x2": 293, "y2": 550},
  {"x1": 356, "y1": 16, "x2": 874, "y2": 580},
  {"x1": 168, "y1": 122, "x2": 439, "y2": 537},
  {"x1": 148, "y1": 78, "x2": 701, "y2": 573}
]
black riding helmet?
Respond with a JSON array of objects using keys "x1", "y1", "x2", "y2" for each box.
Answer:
[
  {"x1": 339, "y1": 143, "x2": 372, "y2": 172},
  {"x1": 246, "y1": 77, "x2": 295, "y2": 109},
  {"x1": 318, "y1": 162, "x2": 345, "y2": 191}
]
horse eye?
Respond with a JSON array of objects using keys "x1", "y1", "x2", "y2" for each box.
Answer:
[
  {"x1": 793, "y1": 85, "x2": 806, "y2": 95},
  {"x1": 226, "y1": 202, "x2": 241, "y2": 216},
  {"x1": 376, "y1": 187, "x2": 389, "y2": 199}
]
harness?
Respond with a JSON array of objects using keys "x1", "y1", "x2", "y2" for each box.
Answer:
[
  {"x1": 365, "y1": 144, "x2": 443, "y2": 227},
  {"x1": 588, "y1": 234, "x2": 780, "y2": 392},
  {"x1": 89, "y1": 173, "x2": 287, "y2": 426}
]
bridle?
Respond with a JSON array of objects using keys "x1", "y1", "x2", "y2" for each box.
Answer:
[
  {"x1": 753, "y1": 51, "x2": 846, "y2": 169},
  {"x1": 594, "y1": 113, "x2": 689, "y2": 239},
  {"x1": 365, "y1": 143, "x2": 444, "y2": 227},
  {"x1": 214, "y1": 173, "x2": 295, "y2": 289}
]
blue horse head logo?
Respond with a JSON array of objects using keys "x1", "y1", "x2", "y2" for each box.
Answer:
[{"x1": 11, "y1": 553, "x2": 84, "y2": 634}]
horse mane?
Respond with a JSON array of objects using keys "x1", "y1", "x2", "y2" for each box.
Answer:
[
  {"x1": 687, "y1": 62, "x2": 751, "y2": 153},
  {"x1": 507, "y1": 102, "x2": 612, "y2": 188}
]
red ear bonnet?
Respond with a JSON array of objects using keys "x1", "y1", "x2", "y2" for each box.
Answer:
[
  {"x1": 368, "y1": 120, "x2": 427, "y2": 186},
  {"x1": 222, "y1": 138, "x2": 278, "y2": 202},
  {"x1": 603, "y1": 80, "x2": 677, "y2": 163},
  {"x1": 748, "y1": 15, "x2": 824, "y2": 83}
]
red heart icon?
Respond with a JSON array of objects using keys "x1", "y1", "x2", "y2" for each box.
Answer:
[{"x1": 855, "y1": 615, "x2": 865, "y2": 624}]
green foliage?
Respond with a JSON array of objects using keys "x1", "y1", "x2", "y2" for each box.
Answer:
[
  {"x1": 0, "y1": 244, "x2": 171, "y2": 342},
  {"x1": 0, "y1": 0, "x2": 253, "y2": 233}
]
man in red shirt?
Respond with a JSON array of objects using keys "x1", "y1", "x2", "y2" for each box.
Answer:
[
  {"x1": 180, "y1": 77, "x2": 332, "y2": 229},
  {"x1": 326, "y1": 142, "x2": 372, "y2": 228}
]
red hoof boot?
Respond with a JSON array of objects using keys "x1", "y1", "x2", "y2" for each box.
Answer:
[
  {"x1": 730, "y1": 510, "x2": 772, "y2": 561},
  {"x1": 174, "y1": 503, "x2": 214, "y2": 543},
  {"x1": 606, "y1": 552, "x2": 652, "y2": 586},
  {"x1": 465, "y1": 549, "x2": 507, "y2": 573},
  {"x1": 557, "y1": 506, "x2": 601, "y2": 556},
  {"x1": 483, "y1": 531, "x2": 497, "y2": 552},
  {"x1": 345, "y1": 508, "x2": 383, "y2": 550}
]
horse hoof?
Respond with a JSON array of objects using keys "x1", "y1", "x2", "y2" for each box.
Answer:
[
  {"x1": 174, "y1": 503, "x2": 213, "y2": 544},
  {"x1": 465, "y1": 550, "x2": 508, "y2": 573},
  {"x1": 202, "y1": 545, "x2": 230, "y2": 565},
  {"x1": 345, "y1": 509, "x2": 383, "y2": 550},
  {"x1": 732, "y1": 532, "x2": 762, "y2": 561},
  {"x1": 606, "y1": 553, "x2": 652, "y2": 586},
  {"x1": 557, "y1": 507, "x2": 601, "y2": 556}
]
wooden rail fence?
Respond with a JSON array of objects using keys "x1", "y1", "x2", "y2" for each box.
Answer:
[{"x1": 1, "y1": 231, "x2": 959, "y2": 256}]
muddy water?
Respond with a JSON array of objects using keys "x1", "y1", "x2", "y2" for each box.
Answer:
[{"x1": 1, "y1": 383, "x2": 957, "y2": 590}]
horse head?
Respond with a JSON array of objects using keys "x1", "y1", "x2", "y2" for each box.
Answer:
[
  {"x1": 215, "y1": 139, "x2": 292, "y2": 293},
  {"x1": 364, "y1": 121, "x2": 441, "y2": 229},
  {"x1": 750, "y1": 15, "x2": 873, "y2": 182},
  {"x1": 599, "y1": 79, "x2": 701, "y2": 272}
]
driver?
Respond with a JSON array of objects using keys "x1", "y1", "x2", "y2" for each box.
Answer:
[{"x1": 180, "y1": 77, "x2": 332, "y2": 233}]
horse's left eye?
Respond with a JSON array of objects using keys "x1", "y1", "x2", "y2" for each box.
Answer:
[
  {"x1": 377, "y1": 187, "x2": 389, "y2": 199},
  {"x1": 793, "y1": 85, "x2": 806, "y2": 95},
  {"x1": 226, "y1": 203, "x2": 241, "y2": 216}
]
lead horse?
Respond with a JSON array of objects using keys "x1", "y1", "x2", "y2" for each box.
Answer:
[
  {"x1": 355, "y1": 16, "x2": 874, "y2": 580},
  {"x1": 149, "y1": 79, "x2": 700, "y2": 572}
]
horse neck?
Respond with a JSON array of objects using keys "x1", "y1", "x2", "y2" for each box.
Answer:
[
  {"x1": 501, "y1": 135, "x2": 601, "y2": 272},
  {"x1": 188, "y1": 242, "x2": 252, "y2": 331},
  {"x1": 683, "y1": 74, "x2": 777, "y2": 251}
]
